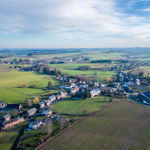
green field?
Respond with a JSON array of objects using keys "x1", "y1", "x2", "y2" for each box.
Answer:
[
  {"x1": 0, "y1": 125, "x2": 23, "y2": 150},
  {"x1": 52, "y1": 96, "x2": 110, "y2": 115},
  {"x1": 0, "y1": 71, "x2": 59, "y2": 103},
  {"x1": 50, "y1": 63, "x2": 115, "y2": 81},
  {"x1": 84, "y1": 52, "x2": 125, "y2": 60},
  {"x1": 38, "y1": 100, "x2": 150, "y2": 150}
]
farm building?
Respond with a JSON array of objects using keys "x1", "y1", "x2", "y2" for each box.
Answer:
[
  {"x1": 26, "y1": 108, "x2": 37, "y2": 116},
  {"x1": 49, "y1": 95, "x2": 56, "y2": 103},
  {"x1": 90, "y1": 88, "x2": 101, "y2": 98},
  {"x1": 2, "y1": 114, "x2": 11, "y2": 122},
  {"x1": 45, "y1": 100, "x2": 51, "y2": 106},
  {"x1": 2, "y1": 117, "x2": 24, "y2": 130},
  {"x1": 56, "y1": 92, "x2": 67, "y2": 100},
  {"x1": 28, "y1": 120, "x2": 42, "y2": 129},
  {"x1": 70, "y1": 86, "x2": 80, "y2": 94},
  {"x1": 138, "y1": 91, "x2": 150, "y2": 104},
  {"x1": 42, "y1": 109, "x2": 52, "y2": 117},
  {"x1": 0, "y1": 101, "x2": 7, "y2": 109},
  {"x1": 38, "y1": 101, "x2": 45, "y2": 109}
]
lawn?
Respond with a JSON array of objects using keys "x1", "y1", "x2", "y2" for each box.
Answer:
[
  {"x1": 38, "y1": 100, "x2": 150, "y2": 150},
  {"x1": 52, "y1": 96, "x2": 110, "y2": 115}
]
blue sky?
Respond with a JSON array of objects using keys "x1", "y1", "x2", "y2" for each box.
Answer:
[{"x1": 0, "y1": 0, "x2": 150, "y2": 48}]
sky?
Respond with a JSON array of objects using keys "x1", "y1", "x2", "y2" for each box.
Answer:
[{"x1": 0, "y1": 0, "x2": 150, "y2": 48}]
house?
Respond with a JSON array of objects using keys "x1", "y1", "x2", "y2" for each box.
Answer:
[
  {"x1": 3, "y1": 114, "x2": 11, "y2": 122},
  {"x1": 0, "y1": 101, "x2": 7, "y2": 109},
  {"x1": 138, "y1": 91, "x2": 150, "y2": 104},
  {"x1": 28, "y1": 120, "x2": 42, "y2": 129},
  {"x1": 90, "y1": 88, "x2": 101, "y2": 98},
  {"x1": 2, "y1": 117, "x2": 24, "y2": 130},
  {"x1": 44, "y1": 100, "x2": 51, "y2": 106},
  {"x1": 38, "y1": 101, "x2": 45, "y2": 109},
  {"x1": 49, "y1": 95, "x2": 56, "y2": 103},
  {"x1": 135, "y1": 79, "x2": 140, "y2": 86},
  {"x1": 60, "y1": 91, "x2": 67, "y2": 98},
  {"x1": 70, "y1": 86, "x2": 80, "y2": 94},
  {"x1": 56, "y1": 94, "x2": 62, "y2": 100},
  {"x1": 6, "y1": 104, "x2": 22, "y2": 110},
  {"x1": 42, "y1": 109, "x2": 52, "y2": 117},
  {"x1": 26, "y1": 108, "x2": 37, "y2": 116},
  {"x1": 92, "y1": 81, "x2": 99, "y2": 87},
  {"x1": 100, "y1": 87, "x2": 117, "y2": 93}
]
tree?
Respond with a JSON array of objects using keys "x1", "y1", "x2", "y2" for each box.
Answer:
[
  {"x1": 41, "y1": 123, "x2": 52, "y2": 136},
  {"x1": 12, "y1": 109, "x2": 18, "y2": 118},
  {"x1": 59, "y1": 117, "x2": 66, "y2": 130},
  {"x1": 33, "y1": 97, "x2": 40, "y2": 104},
  {"x1": 84, "y1": 89, "x2": 90, "y2": 99},
  {"x1": 26, "y1": 99, "x2": 32, "y2": 107},
  {"x1": 82, "y1": 108, "x2": 88, "y2": 115},
  {"x1": 139, "y1": 72, "x2": 144, "y2": 78},
  {"x1": 109, "y1": 98, "x2": 113, "y2": 102},
  {"x1": 47, "y1": 81, "x2": 52, "y2": 89}
]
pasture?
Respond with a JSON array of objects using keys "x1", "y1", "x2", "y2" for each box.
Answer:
[
  {"x1": 50, "y1": 63, "x2": 115, "y2": 81},
  {"x1": 52, "y1": 96, "x2": 110, "y2": 115},
  {"x1": 0, "y1": 71, "x2": 59, "y2": 103},
  {"x1": 84, "y1": 52, "x2": 125, "y2": 60},
  {"x1": 0, "y1": 125, "x2": 23, "y2": 150},
  {"x1": 38, "y1": 100, "x2": 150, "y2": 150}
]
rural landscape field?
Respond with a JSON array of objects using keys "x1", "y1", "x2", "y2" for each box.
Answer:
[
  {"x1": 1, "y1": 0, "x2": 150, "y2": 149},
  {"x1": 1, "y1": 48, "x2": 150, "y2": 150}
]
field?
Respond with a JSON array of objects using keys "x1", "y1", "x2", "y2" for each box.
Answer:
[
  {"x1": 0, "y1": 70, "x2": 59, "y2": 103},
  {"x1": 38, "y1": 100, "x2": 150, "y2": 150},
  {"x1": 84, "y1": 52, "x2": 125, "y2": 60},
  {"x1": 0, "y1": 125, "x2": 23, "y2": 150},
  {"x1": 0, "y1": 66, "x2": 10, "y2": 73},
  {"x1": 52, "y1": 96, "x2": 110, "y2": 115},
  {"x1": 50, "y1": 63, "x2": 115, "y2": 81}
]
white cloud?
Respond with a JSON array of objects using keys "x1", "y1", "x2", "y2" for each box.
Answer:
[{"x1": 0, "y1": 0, "x2": 150, "y2": 47}]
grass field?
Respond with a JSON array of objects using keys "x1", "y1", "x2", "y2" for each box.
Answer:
[
  {"x1": 0, "y1": 70, "x2": 59, "y2": 103},
  {"x1": 50, "y1": 63, "x2": 115, "y2": 81},
  {"x1": 84, "y1": 52, "x2": 125, "y2": 60},
  {"x1": 0, "y1": 70, "x2": 58, "y2": 88},
  {"x1": 0, "y1": 67, "x2": 10, "y2": 73},
  {"x1": 0, "y1": 125, "x2": 23, "y2": 150},
  {"x1": 0, "y1": 88, "x2": 44, "y2": 103},
  {"x1": 52, "y1": 96, "x2": 110, "y2": 115},
  {"x1": 38, "y1": 100, "x2": 150, "y2": 150}
]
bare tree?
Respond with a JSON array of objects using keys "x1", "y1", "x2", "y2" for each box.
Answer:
[
  {"x1": 26, "y1": 99, "x2": 32, "y2": 107},
  {"x1": 82, "y1": 108, "x2": 88, "y2": 115},
  {"x1": 59, "y1": 117, "x2": 66, "y2": 130}
]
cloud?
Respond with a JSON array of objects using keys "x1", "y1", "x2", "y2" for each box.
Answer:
[{"x1": 0, "y1": 0, "x2": 150, "y2": 48}]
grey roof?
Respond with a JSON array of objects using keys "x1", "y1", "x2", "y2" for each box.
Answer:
[{"x1": 3, "y1": 114, "x2": 11, "y2": 119}]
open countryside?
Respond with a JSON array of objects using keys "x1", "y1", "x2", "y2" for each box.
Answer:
[{"x1": 1, "y1": 49, "x2": 150, "y2": 150}]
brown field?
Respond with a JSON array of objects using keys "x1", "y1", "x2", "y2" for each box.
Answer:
[
  {"x1": 0, "y1": 67, "x2": 10, "y2": 73},
  {"x1": 38, "y1": 100, "x2": 150, "y2": 150}
]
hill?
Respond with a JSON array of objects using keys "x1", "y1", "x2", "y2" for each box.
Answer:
[{"x1": 38, "y1": 100, "x2": 150, "y2": 150}]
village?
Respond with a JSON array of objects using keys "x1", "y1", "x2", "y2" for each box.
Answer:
[{"x1": 1, "y1": 64, "x2": 150, "y2": 134}]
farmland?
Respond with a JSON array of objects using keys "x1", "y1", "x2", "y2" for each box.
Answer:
[
  {"x1": 50, "y1": 63, "x2": 115, "y2": 81},
  {"x1": 0, "y1": 125, "x2": 23, "y2": 150},
  {"x1": 0, "y1": 70, "x2": 59, "y2": 103},
  {"x1": 52, "y1": 96, "x2": 110, "y2": 115},
  {"x1": 84, "y1": 52, "x2": 125, "y2": 60},
  {"x1": 38, "y1": 100, "x2": 150, "y2": 150}
]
